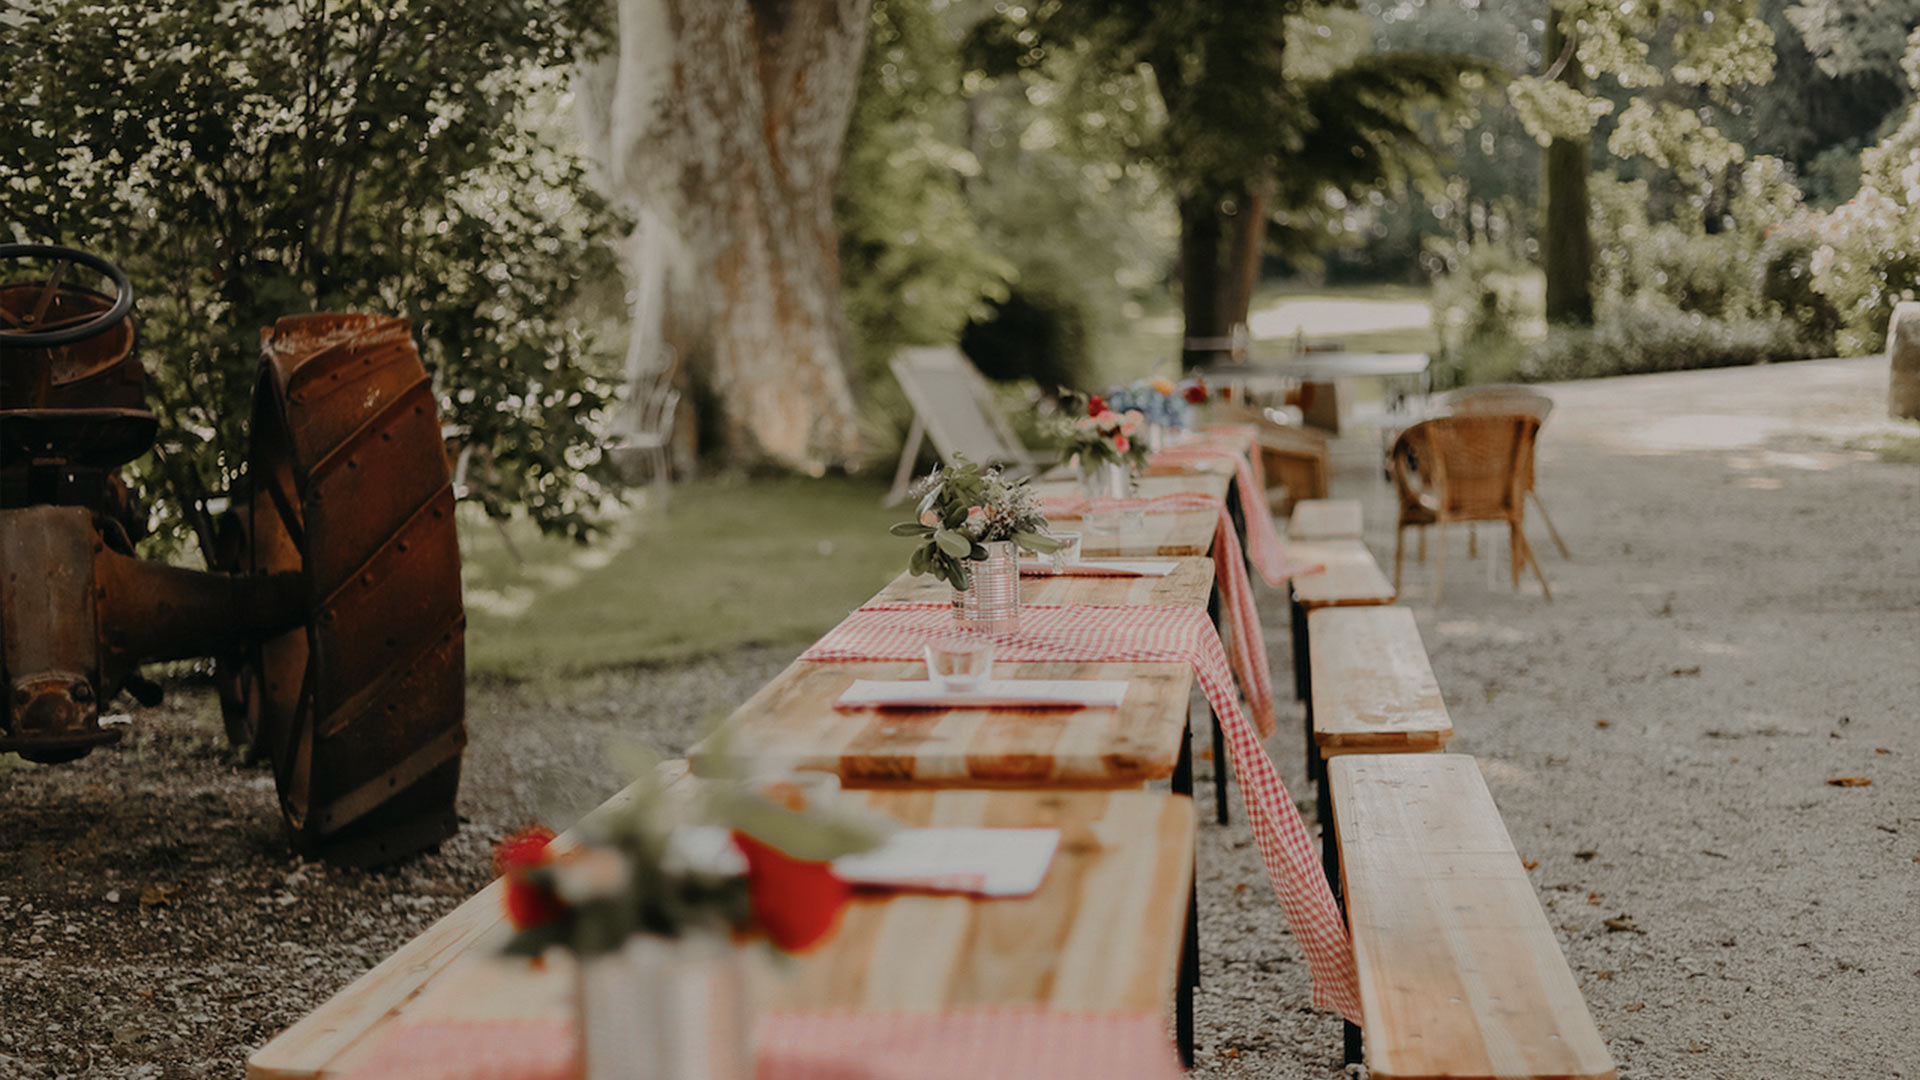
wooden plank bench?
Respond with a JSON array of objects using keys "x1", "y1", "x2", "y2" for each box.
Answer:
[
  {"x1": 1288, "y1": 497, "x2": 1364, "y2": 541},
  {"x1": 1284, "y1": 537, "x2": 1396, "y2": 732},
  {"x1": 249, "y1": 784, "x2": 1196, "y2": 1079},
  {"x1": 1329, "y1": 754, "x2": 1616, "y2": 1080}
]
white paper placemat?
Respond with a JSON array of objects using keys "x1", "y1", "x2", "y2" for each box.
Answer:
[
  {"x1": 671, "y1": 827, "x2": 1061, "y2": 898},
  {"x1": 835, "y1": 678, "x2": 1129, "y2": 710}
]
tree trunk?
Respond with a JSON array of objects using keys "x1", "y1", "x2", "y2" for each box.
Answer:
[
  {"x1": 1541, "y1": 4, "x2": 1594, "y2": 326},
  {"x1": 1178, "y1": 191, "x2": 1229, "y2": 371},
  {"x1": 1220, "y1": 177, "x2": 1274, "y2": 334},
  {"x1": 576, "y1": 0, "x2": 870, "y2": 470}
]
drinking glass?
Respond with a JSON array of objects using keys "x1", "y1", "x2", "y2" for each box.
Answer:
[{"x1": 924, "y1": 639, "x2": 995, "y2": 693}]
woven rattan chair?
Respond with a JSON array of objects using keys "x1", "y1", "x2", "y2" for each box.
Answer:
[
  {"x1": 1391, "y1": 414, "x2": 1551, "y2": 603},
  {"x1": 1443, "y1": 385, "x2": 1570, "y2": 558}
]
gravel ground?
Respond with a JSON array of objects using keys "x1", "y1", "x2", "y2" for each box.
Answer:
[{"x1": 2, "y1": 357, "x2": 1914, "y2": 1079}]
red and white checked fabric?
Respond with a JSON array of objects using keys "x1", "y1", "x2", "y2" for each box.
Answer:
[
  {"x1": 1038, "y1": 489, "x2": 1275, "y2": 737},
  {"x1": 341, "y1": 1009, "x2": 1186, "y2": 1080},
  {"x1": 1150, "y1": 436, "x2": 1309, "y2": 589},
  {"x1": 800, "y1": 602, "x2": 1361, "y2": 1020}
]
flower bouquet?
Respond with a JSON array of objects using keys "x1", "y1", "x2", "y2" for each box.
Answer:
[
  {"x1": 1049, "y1": 391, "x2": 1151, "y2": 473},
  {"x1": 890, "y1": 458, "x2": 1059, "y2": 634},
  {"x1": 494, "y1": 745, "x2": 888, "y2": 1080}
]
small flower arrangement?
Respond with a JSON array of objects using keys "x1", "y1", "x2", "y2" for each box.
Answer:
[
  {"x1": 1100, "y1": 376, "x2": 1209, "y2": 430},
  {"x1": 493, "y1": 747, "x2": 888, "y2": 958},
  {"x1": 1048, "y1": 390, "x2": 1151, "y2": 472},
  {"x1": 889, "y1": 457, "x2": 1060, "y2": 590}
]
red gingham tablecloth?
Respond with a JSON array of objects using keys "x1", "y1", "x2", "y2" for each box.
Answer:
[
  {"x1": 1149, "y1": 432, "x2": 1307, "y2": 589},
  {"x1": 800, "y1": 602, "x2": 1361, "y2": 1019},
  {"x1": 339, "y1": 1008, "x2": 1188, "y2": 1080}
]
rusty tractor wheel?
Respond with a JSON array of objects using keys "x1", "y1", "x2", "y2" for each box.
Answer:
[{"x1": 241, "y1": 314, "x2": 467, "y2": 868}]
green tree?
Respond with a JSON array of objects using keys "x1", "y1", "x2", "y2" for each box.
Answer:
[
  {"x1": 1508, "y1": 1, "x2": 1778, "y2": 326},
  {"x1": 0, "y1": 0, "x2": 620, "y2": 557},
  {"x1": 971, "y1": 1, "x2": 1486, "y2": 369}
]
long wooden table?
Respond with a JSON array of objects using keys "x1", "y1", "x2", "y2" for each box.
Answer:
[
  {"x1": 248, "y1": 786, "x2": 1195, "y2": 1079},
  {"x1": 698, "y1": 557, "x2": 1216, "y2": 790},
  {"x1": 1029, "y1": 472, "x2": 1228, "y2": 558}
]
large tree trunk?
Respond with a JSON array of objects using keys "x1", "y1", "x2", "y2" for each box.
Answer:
[
  {"x1": 576, "y1": 0, "x2": 869, "y2": 469},
  {"x1": 1220, "y1": 177, "x2": 1274, "y2": 334},
  {"x1": 1178, "y1": 191, "x2": 1229, "y2": 370},
  {"x1": 1541, "y1": 4, "x2": 1594, "y2": 325}
]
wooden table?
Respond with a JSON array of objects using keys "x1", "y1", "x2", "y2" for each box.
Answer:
[
  {"x1": 694, "y1": 658, "x2": 1194, "y2": 789},
  {"x1": 247, "y1": 787, "x2": 1196, "y2": 1080},
  {"x1": 1030, "y1": 473, "x2": 1228, "y2": 558},
  {"x1": 870, "y1": 557, "x2": 1214, "y2": 608}
]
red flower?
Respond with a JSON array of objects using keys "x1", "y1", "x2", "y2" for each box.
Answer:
[
  {"x1": 1113, "y1": 434, "x2": 1130, "y2": 453},
  {"x1": 731, "y1": 830, "x2": 852, "y2": 953},
  {"x1": 1183, "y1": 381, "x2": 1208, "y2": 404},
  {"x1": 494, "y1": 826, "x2": 567, "y2": 931},
  {"x1": 1086, "y1": 395, "x2": 1106, "y2": 418}
]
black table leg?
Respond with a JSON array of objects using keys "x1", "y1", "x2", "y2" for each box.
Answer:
[
  {"x1": 1173, "y1": 722, "x2": 1193, "y2": 799},
  {"x1": 1206, "y1": 583, "x2": 1231, "y2": 826},
  {"x1": 1179, "y1": 858, "x2": 1199, "y2": 1067},
  {"x1": 1344, "y1": 1020, "x2": 1363, "y2": 1066}
]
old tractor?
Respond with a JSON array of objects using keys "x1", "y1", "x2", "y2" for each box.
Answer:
[{"x1": 0, "y1": 243, "x2": 466, "y2": 866}]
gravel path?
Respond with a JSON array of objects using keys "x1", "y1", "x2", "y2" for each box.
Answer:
[{"x1": 2, "y1": 357, "x2": 1913, "y2": 1079}]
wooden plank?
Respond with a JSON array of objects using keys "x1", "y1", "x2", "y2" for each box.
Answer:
[
  {"x1": 1288, "y1": 498, "x2": 1363, "y2": 541},
  {"x1": 1288, "y1": 539, "x2": 1396, "y2": 609},
  {"x1": 1308, "y1": 606, "x2": 1451, "y2": 755},
  {"x1": 1029, "y1": 473, "x2": 1227, "y2": 558},
  {"x1": 250, "y1": 789, "x2": 1195, "y2": 1080},
  {"x1": 693, "y1": 658, "x2": 1192, "y2": 788},
  {"x1": 1330, "y1": 755, "x2": 1616, "y2": 1080},
  {"x1": 869, "y1": 557, "x2": 1214, "y2": 609}
]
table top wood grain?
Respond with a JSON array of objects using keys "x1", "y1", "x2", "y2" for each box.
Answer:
[
  {"x1": 1287, "y1": 539, "x2": 1396, "y2": 608},
  {"x1": 1029, "y1": 473, "x2": 1228, "y2": 558},
  {"x1": 247, "y1": 786, "x2": 1196, "y2": 1080},
  {"x1": 694, "y1": 658, "x2": 1193, "y2": 788},
  {"x1": 1330, "y1": 754, "x2": 1615, "y2": 1080},
  {"x1": 1287, "y1": 498, "x2": 1364, "y2": 541},
  {"x1": 870, "y1": 557, "x2": 1214, "y2": 609},
  {"x1": 1308, "y1": 606, "x2": 1451, "y2": 755}
]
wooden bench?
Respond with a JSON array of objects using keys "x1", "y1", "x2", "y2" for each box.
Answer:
[
  {"x1": 1284, "y1": 537, "x2": 1396, "y2": 704},
  {"x1": 1288, "y1": 497, "x2": 1363, "y2": 541},
  {"x1": 1330, "y1": 754, "x2": 1616, "y2": 1080},
  {"x1": 249, "y1": 783, "x2": 1197, "y2": 1079}
]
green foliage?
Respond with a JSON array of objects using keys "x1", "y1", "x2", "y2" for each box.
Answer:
[
  {"x1": 1804, "y1": 29, "x2": 1920, "y2": 354},
  {"x1": 959, "y1": 270, "x2": 1094, "y2": 390},
  {"x1": 1519, "y1": 298, "x2": 1819, "y2": 381},
  {"x1": 0, "y1": 0, "x2": 622, "y2": 555},
  {"x1": 837, "y1": 0, "x2": 1014, "y2": 388},
  {"x1": 1786, "y1": 0, "x2": 1920, "y2": 82}
]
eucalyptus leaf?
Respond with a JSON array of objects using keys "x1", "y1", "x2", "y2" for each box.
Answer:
[
  {"x1": 1013, "y1": 530, "x2": 1062, "y2": 554},
  {"x1": 933, "y1": 528, "x2": 972, "y2": 558},
  {"x1": 889, "y1": 520, "x2": 933, "y2": 537}
]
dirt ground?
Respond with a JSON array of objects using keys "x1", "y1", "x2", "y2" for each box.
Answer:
[{"x1": 1, "y1": 356, "x2": 1914, "y2": 1078}]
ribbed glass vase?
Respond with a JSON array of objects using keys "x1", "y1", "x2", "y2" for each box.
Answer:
[{"x1": 950, "y1": 540, "x2": 1020, "y2": 635}]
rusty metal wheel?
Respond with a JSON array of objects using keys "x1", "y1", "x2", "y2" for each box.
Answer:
[{"x1": 240, "y1": 314, "x2": 467, "y2": 867}]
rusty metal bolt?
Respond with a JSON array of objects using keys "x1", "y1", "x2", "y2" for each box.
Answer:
[{"x1": 70, "y1": 682, "x2": 94, "y2": 704}]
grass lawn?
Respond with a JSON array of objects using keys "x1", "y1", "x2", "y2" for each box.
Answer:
[{"x1": 461, "y1": 475, "x2": 907, "y2": 680}]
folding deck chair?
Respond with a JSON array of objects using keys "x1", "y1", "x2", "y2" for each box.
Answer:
[{"x1": 885, "y1": 346, "x2": 1048, "y2": 505}]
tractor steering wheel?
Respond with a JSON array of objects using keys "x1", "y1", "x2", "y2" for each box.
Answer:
[{"x1": 0, "y1": 244, "x2": 136, "y2": 349}]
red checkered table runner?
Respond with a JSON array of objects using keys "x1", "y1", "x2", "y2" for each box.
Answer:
[
  {"x1": 801, "y1": 602, "x2": 1360, "y2": 1019},
  {"x1": 1150, "y1": 432, "x2": 1307, "y2": 589},
  {"x1": 340, "y1": 1008, "x2": 1188, "y2": 1080}
]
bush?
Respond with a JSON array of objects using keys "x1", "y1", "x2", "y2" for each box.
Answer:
[
  {"x1": 1519, "y1": 299, "x2": 1820, "y2": 382},
  {"x1": 1755, "y1": 225, "x2": 1841, "y2": 354}
]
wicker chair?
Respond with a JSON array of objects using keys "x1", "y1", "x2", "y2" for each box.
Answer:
[
  {"x1": 1391, "y1": 414, "x2": 1551, "y2": 603},
  {"x1": 1443, "y1": 385, "x2": 1570, "y2": 558}
]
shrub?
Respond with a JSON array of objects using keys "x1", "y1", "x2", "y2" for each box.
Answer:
[
  {"x1": 1520, "y1": 299, "x2": 1820, "y2": 382},
  {"x1": 1755, "y1": 225, "x2": 1841, "y2": 354},
  {"x1": 959, "y1": 267, "x2": 1095, "y2": 391}
]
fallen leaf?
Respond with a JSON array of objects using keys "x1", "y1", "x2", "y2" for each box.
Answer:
[
  {"x1": 1603, "y1": 915, "x2": 1642, "y2": 933},
  {"x1": 1874, "y1": 748, "x2": 1890, "y2": 755},
  {"x1": 1623, "y1": 1002, "x2": 1645, "y2": 1013},
  {"x1": 1587, "y1": 892, "x2": 1604, "y2": 905},
  {"x1": 1594, "y1": 719, "x2": 1611, "y2": 729},
  {"x1": 1522, "y1": 859, "x2": 1539, "y2": 870},
  {"x1": 1700, "y1": 849, "x2": 1730, "y2": 859},
  {"x1": 1593, "y1": 970, "x2": 1616, "y2": 980},
  {"x1": 139, "y1": 883, "x2": 180, "y2": 908},
  {"x1": 1670, "y1": 665, "x2": 1701, "y2": 676},
  {"x1": 1827, "y1": 777, "x2": 1872, "y2": 787},
  {"x1": 1574, "y1": 850, "x2": 1598, "y2": 861}
]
